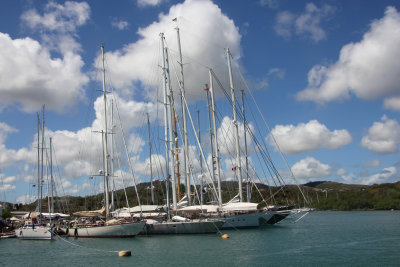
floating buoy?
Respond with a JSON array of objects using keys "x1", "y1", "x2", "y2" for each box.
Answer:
[
  {"x1": 119, "y1": 250, "x2": 132, "y2": 257},
  {"x1": 220, "y1": 234, "x2": 229, "y2": 239}
]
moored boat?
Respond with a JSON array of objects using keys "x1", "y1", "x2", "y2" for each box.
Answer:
[
  {"x1": 66, "y1": 220, "x2": 145, "y2": 238},
  {"x1": 16, "y1": 222, "x2": 53, "y2": 240},
  {"x1": 142, "y1": 216, "x2": 225, "y2": 235}
]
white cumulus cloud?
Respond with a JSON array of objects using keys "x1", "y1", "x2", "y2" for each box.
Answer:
[
  {"x1": 269, "y1": 120, "x2": 352, "y2": 155},
  {"x1": 361, "y1": 115, "x2": 400, "y2": 154},
  {"x1": 297, "y1": 6, "x2": 400, "y2": 104},
  {"x1": 291, "y1": 157, "x2": 332, "y2": 180},
  {"x1": 21, "y1": 1, "x2": 90, "y2": 33},
  {"x1": 0, "y1": 33, "x2": 88, "y2": 113},
  {"x1": 361, "y1": 166, "x2": 398, "y2": 185},
  {"x1": 99, "y1": 0, "x2": 241, "y2": 101},
  {"x1": 217, "y1": 116, "x2": 254, "y2": 156},
  {"x1": 383, "y1": 96, "x2": 400, "y2": 112},
  {"x1": 0, "y1": 183, "x2": 16, "y2": 192}
]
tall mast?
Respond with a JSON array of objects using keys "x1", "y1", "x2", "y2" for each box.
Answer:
[
  {"x1": 226, "y1": 48, "x2": 243, "y2": 202},
  {"x1": 176, "y1": 26, "x2": 191, "y2": 205},
  {"x1": 165, "y1": 47, "x2": 178, "y2": 211},
  {"x1": 196, "y1": 109, "x2": 204, "y2": 205},
  {"x1": 160, "y1": 33, "x2": 171, "y2": 219},
  {"x1": 101, "y1": 45, "x2": 110, "y2": 219},
  {"x1": 241, "y1": 90, "x2": 250, "y2": 202},
  {"x1": 205, "y1": 87, "x2": 216, "y2": 184},
  {"x1": 209, "y1": 69, "x2": 222, "y2": 208},
  {"x1": 40, "y1": 105, "x2": 45, "y2": 223},
  {"x1": 110, "y1": 100, "x2": 115, "y2": 211},
  {"x1": 36, "y1": 113, "x2": 40, "y2": 219},
  {"x1": 147, "y1": 113, "x2": 155, "y2": 204},
  {"x1": 50, "y1": 137, "x2": 54, "y2": 213},
  {"x1": 172, "y1": 103, "x2": 181, "y2": 201}
]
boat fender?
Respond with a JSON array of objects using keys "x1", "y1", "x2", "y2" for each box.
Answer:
[
  {"x1": 65, "y1": 227, "x2": 69, "y2": 235},
  {"x1": 74, "y1": 228, "x2": 78, "y2": 237},
  {"x1": 221, "y1": 234, "x2": 229, "y2": 239},
  {"x1": 119, "y1": 250, "x2": 131, "y2": 257}
]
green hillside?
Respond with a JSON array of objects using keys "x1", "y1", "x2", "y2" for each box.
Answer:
[{"x1": 8, "y1": 181, "x2": 400, "y2": 215}]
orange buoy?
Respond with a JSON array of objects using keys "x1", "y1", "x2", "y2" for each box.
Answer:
[
  {"x1": 119, "y1": 250, "x2": 132, "y2": 257},
  {"x1": 221, "y1": 234, "x2": 229, "y2": 239}
]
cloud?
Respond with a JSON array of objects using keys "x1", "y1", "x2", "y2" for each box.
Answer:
[
  {"x1": 339, "y1": 173, "x2": 357, "y2": 184},
  {"x1": 16, "y1": 194, "x2": 36, "y2": 204},
  {"x1": 0, "y1": 122, "x2": 18, "y2": 144},
  {"x1": 92, "y1": 94, "x2": 156, "y2": 132},
  {"x1": 111, "y1": 19, "x2": 129, "y2": 30},
  {"x1": 297, "y1": 7, "x2": 400, "y2": 103},
  {"x1": 361, "y1": 166, "x2": 399, "y2": 185},
  {"x1": 217, "y1": 116, "x2": 254, "y2": 156},
  {"x1": 3, "y1": 176, "x2": 17, "y2": 183},
  {"x1": 24, "y1": 175, "x2": 36, "y2": 183},
  {"x1": 0, "y1": 33, "x2": 88, "y2": 113},
  {"x1": 0, "y1": 121, "x2": 34, "y2": 169},
  {"x1": 137, "y1": 0, "x2": 167, "y2": 8},
  {"x1": 361, "y1": 115, "x2": 400, "y2": 154},
  {"x1": 99, "y1": 0, "x2": 241, "y2": 101},
  {"x1": 291, "y1": 157, "x2": 332, "y2": 180},
  {"x1": 0, "y1": 183, "x2": 16, "y2": 192},
  {"x1": 268, "y1": 68, "x2": 285, "y2": 79},
  {"x1": 383, "y1": 97, "x2": 400, "y2": 112},
  {"x1": 363, "y1": 159, "x2": 381, "y2": 168},
  {"x1": 46, "y1": 92, "x2": 155, "y2": 179},
  {"x1": 275, "y1": 11, "x2": 295, "y2": 39},
  {"x1": 269, "y1": 120, "x2": 352, "y2": 155},
  {"x1": 21, "y1": 1, "x2": 90, "y2": 33},
  {"x1": 336, "y1": 168, "x2": 347, "y2": 176},
  {"x1": 259, "y1": 0, "x2": 279, "y2": 9},
  {"x1": 275, "y1": 3, "x2": 335, "y2": 42},
  {"x1": 21, "y1": 1, "x2": 90, "y2": 54},
  {"x1": 134, "y1": 154, "x2": 166, "y2": 177},
  {"x1": 0, "y1": 1, "x2": 91, "y2": 113}
]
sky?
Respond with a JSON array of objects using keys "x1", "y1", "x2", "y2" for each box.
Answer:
[{"x1": 0, "y1": 0, "x2": 400, "y2": 204}]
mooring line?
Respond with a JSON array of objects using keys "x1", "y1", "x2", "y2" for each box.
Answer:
[{"x1": 53, "y1": 230, "x2": 119, "y2": 254}]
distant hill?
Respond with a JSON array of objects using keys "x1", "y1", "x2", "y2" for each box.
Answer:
[
  {"x1": 304, "y1": 181, "x2": 367, "y2": 191},
  {"x1": 8, "y1": 180, "x2": 400, "y2": 214}
]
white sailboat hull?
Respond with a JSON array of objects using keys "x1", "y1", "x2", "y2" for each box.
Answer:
[
  {"x1": 16, "y1": 226, "x2": 53, "y2": 240},
  {"x1": 142, "y1": 219, "x2": 225, "y2": 235},
  {"x1": 221, "y1": 211, "x2": 279, "y2": 229},
  {"x1": 67, "y1": 221, "x2": 145, "y2": 238}
]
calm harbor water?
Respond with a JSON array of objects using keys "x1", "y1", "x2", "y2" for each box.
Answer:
[{"x1": 1, "y1": 211, "x2": 399, "y2": 266}]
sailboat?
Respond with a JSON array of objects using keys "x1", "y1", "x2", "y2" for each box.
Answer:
[
  {"x1": 16, "y1": 106, "x2": 53, "y2": 240},
  {"x1": 66, "y1": 45, "x2": 145, "y2": 238},
  {"x1": 173, "y1": 48, "x2": 297, "y2": 229},
  {"x1": 139, "y1": 33, "x2": 225, "y2": 235}
]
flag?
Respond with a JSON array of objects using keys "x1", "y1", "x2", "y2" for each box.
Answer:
[
  {"x1": 204, "y1": 87, "x2": 210, "y2": 91},
  {"x1": 172, "y1": 17, "x2": 177, "y2": 22}
]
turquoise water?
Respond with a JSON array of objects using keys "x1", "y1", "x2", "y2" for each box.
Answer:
[{"x1": 1, "y1": 211, "x2": 400, "y2": 266}]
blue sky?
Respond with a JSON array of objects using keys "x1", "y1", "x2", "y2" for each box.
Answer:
[{"x1": 1, "y1": 0, "x2": 400, "y2": 204}]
